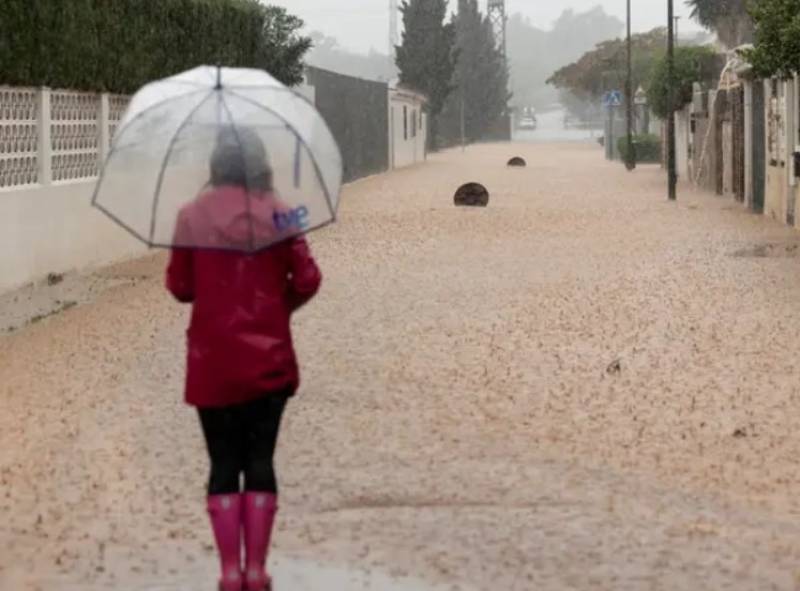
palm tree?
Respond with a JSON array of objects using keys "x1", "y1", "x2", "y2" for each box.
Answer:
[{"x1": 686, "y1": 0, "x2": 754, "y2": 47}]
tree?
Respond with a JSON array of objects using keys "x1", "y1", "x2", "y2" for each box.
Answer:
[
  {"x1": 646, "y1": 45, "x2": 721, "y2": 118},
  {"x1": 741, "y1": 0, "x2": 800, "y2": 79},
  {"x1": 395, "y1": 0, "x2": 457, "y2": 148},
  {"x1": 0, "y1": 0, "x2": 311, "y2": 93},
  {"x1": 441, "y1": 0, "x2": 509, "y2": 143},
  {"x1": 256, "y1": 5, "x2": 313, "y2": 86},
  {"x1": 547, "y1": 28, "x2": 668, "y2": 103},
  {"x1": 686, "y1": 0, "x2": 754, "y2": 48}
]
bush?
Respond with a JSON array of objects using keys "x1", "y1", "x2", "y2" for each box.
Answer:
[
  {"x1": 742, "y1": 0, "x2": 800, "y2": 79},
  {"x1": 617, "y1": 134, "x2": 661, "y2": 164},
  {"x1": 0, "y1": 0, "x2": 311, "y2": 93},
  {"x1": 646, "y1": 45, "x2": 721, "y2": 119}
]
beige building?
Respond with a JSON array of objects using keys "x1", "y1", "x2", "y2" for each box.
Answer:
[{"x1": 763, "y1": 76, "x2": 799, "y2": 225}]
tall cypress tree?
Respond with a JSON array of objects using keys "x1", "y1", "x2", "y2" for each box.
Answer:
[
  {"x1": 443, "y1": 0, "x2": 510, "y2": 143},
  {"x1": 395, "y1": 0, "x2": 457, "y2": 149}
]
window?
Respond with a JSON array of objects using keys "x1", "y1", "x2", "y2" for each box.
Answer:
[
  {"x1": 411, "y1": 109, "x2": 417, "y2": 138},
  {"x1": 403, "y1": 105, "x2": 408, "y2": 140}
]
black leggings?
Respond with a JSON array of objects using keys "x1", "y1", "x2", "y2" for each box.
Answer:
[{"x1": 198, "y1": 392, "x2": 289, "y2": 496}]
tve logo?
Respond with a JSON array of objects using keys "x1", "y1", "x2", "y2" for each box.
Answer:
[{"x1": 273, "y1": 206, "x2": 309, "y2": 231}]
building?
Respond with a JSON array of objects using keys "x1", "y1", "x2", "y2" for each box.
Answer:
[{"x1": 388, "y1": 86, "x2": 427, "y2": 170}]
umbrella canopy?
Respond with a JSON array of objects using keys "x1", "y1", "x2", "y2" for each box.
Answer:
[{"x1": 92, "y1": 66, "x2": 342, "y2": 252}]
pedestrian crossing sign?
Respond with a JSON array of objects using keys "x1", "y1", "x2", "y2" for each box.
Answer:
[{"x1": 603, "y1": 90, "x2": 622, "y2": 107}]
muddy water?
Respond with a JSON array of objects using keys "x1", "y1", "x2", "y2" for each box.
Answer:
[{"x1": 3, "y1": 143, "x2": 800, "y2": 590}]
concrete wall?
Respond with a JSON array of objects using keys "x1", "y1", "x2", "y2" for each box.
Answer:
[
  {"x1": 0, "y1": 182, "x2": 144, "y2": 293},
  {"x1": 763, "y1": 78, "x2": 799, "y2": 224},
  {"x1": 305, "y1": 66, "x2": 389, "y2": 183},
  {"x1": 744, "y1": 81, "x2": 754, "y2": 206},
  {"x1": 389, "y1": 88, "x2": 427, "y2": 170},
  {"x1": 675, "y1": 108, "x2": 690, "y2": 181},
  {"x1": 0, "y1": 70, "x2": 408, "y2": 294}
]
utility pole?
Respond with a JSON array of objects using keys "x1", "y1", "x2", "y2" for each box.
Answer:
[
  {"x1": 625, "y1": 0, "x2": 635, "y2": 170},
  {"x1": 487, "y1": 0, "x2": 510, "y2": 139},
  {"x1": 667, "y1": 0, "x2": 677, "y2": 200},
  {"x1": 460, "y1": 94, "x2": 466, "y2": 152}
]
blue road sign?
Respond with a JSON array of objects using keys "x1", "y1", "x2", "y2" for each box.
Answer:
[{"x1": 602, "y1": 90, "x2": 623, "y2": 108}]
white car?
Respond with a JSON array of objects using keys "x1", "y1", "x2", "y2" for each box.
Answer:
[{"x1": 518, "y1": 116, "x2": 537, "y2": 130}]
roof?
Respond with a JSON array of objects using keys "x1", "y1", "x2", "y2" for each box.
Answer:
[{"x1": 389, "y1": 85, "x2": 428, "y2": 105}]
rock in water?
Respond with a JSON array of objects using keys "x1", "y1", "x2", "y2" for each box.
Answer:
[{"x1": 454, "y1": 183, "x2": 489, "y2": 207}]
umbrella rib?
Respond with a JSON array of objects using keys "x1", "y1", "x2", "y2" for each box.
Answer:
[
  {"x1": 293, "y1": 134, "x2": 302, "y2": 189},
  {"x1": 147, "y1": 90, "x2": 216, "y2": 245},
  {"x1": 224, "y1": 89, "x2": 339, "y2": 223},
  {"x1": 92, "y1": 88, "x2": 209, "y2": 208},
  {"x1": 217, "y1": 95, "x2": 256, "y2": 252}
]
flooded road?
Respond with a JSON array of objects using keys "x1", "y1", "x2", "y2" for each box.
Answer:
[
  {"x1": 3, "y1": 142, "x2": 800, "y2": 590},
  {"x1": 513, "y1": 108, "x2": 602, "y2": 143}
]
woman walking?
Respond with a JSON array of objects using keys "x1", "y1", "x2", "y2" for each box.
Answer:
[{"x1": 166, "y1": 128, "x2": 322, "y2": 591}]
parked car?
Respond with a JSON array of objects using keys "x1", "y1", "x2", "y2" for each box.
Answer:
[{"x1": 518, "y1": 115, "x2": 537, "y2": 130}]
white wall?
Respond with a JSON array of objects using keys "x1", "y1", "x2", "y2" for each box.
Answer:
[
  {"x1": 675, "y1": 108, "x2": 690, "y2": 181},
  {"x1": 743, "y1": 81, "x2": 754, "y2": 207},
  {"x1": 389, "y1": 89, "x2": 427, "y2": 170},
  {"x1": 0, "y1": 82, "x2": 432, "y2": 295},
  {"x1": 763, "y1": 78, "x2": 799, "y2": 224},
  {"x1": 0, "y1": 182, "x2": 145, "y2": 293},
  {"x1": 0, "y1": 86, "x2": 143, "y2": 293}
]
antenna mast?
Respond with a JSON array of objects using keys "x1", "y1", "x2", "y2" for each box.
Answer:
[{"x1": 487, "y1": 0, "x2": 507, "y2": 60}]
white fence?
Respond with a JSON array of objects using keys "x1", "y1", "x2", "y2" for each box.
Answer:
[
  {"x1": 0, "y1": 87, "x2": 129, "y2": 190},
  {"x1": 0, "y1": 87, "x2": 141, "y2": 294},
  {"x1": 0, "y1": 79, "x2": 427, "y2": 294}
]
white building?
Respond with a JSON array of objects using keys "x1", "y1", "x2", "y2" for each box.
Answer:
[{"x1": 388, "y1": 86, "x2": 427, "y2": 170}]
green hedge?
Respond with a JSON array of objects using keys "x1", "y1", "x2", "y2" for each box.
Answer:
[
  {"x1": 617, "y1": 134, "x2": 661, "y2": 164},
  {"x1": 0, "y1": 0, "x2": 310, "y2": 94}
]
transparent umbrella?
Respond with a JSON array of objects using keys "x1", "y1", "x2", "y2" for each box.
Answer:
[{"x1": 92, "y1": 66, "x2": 342, "y2": 252}]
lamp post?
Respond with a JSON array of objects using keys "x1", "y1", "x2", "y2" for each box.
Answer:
[
  {"x1": 625, "y1": 0, "x2": 635, "y2": 170},
  {"x1": 667, "y1": 0, "x2": 677, "y2": 200}
]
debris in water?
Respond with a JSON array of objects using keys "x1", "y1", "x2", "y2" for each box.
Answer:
[{"x1": 46, "y1": 273, "x2": 64, "y2": 286}]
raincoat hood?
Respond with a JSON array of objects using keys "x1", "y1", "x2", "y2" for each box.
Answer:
[{"x1": 175, "y1": 186, "x2": 293, "y2": 252}]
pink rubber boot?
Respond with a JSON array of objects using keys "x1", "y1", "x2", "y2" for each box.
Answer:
[
  {"x1": 242, "y1": 492, "x2": 278, "y2": 591},
  {"x1": 207, "y1": 494, "x2": 243, "y2": 591}
]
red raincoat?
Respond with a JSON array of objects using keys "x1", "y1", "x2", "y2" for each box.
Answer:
[{"x1": 166, "y1": 186, "x2": 321, "y2": 408}]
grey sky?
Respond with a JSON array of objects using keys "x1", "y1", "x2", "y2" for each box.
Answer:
[{"x1": 267, "y1": 0, "x2": 704, "y2": 54}]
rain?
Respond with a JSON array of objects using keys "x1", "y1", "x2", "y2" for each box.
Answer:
[{"x1": 2, "y1": 1, "x2": 799, "y2": 590}]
